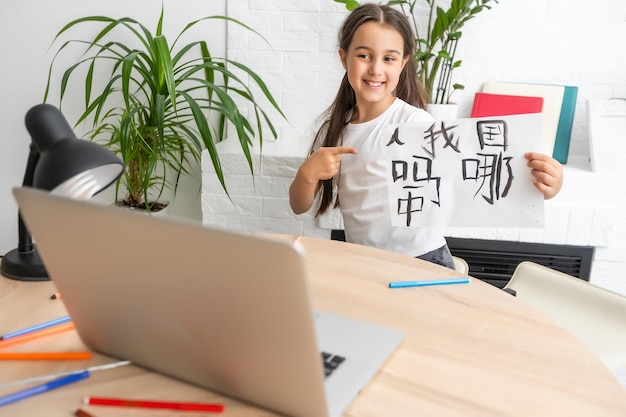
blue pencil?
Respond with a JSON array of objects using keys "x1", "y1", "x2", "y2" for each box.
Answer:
[
  {"x1": 388, "y1": 277, "x2": 471, "y2": 288},
  {"x1": 0, "y1": 316, "x2": 72, "y2": 340},
  {"x1": 0, "y1": 370, "x2": 90, "y2": 407}
]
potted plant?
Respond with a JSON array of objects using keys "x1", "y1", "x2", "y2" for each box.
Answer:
[
  {"x1": 334, "y1": 0, "x2": 499, "y2": 107},
  {"x1": 44, "y1": 5, "x2": 284, "y2": 211}
]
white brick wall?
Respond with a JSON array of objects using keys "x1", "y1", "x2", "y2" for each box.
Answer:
[{"x1": 203, "y1": 0, "x2": 626, "y2": 295}]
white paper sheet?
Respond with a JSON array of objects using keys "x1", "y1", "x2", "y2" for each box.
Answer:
[{"x1": 384, "y1": 113, "x2": 544, "y2": 227}]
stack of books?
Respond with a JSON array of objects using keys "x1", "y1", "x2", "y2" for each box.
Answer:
[{"x1": 470, "y1": 81, "x2": 578, "y2": 164}]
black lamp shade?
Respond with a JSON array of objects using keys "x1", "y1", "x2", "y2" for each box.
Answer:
[
  {"x1": 34, "y1": 139, "x2": 124, "y2": 197},
  {"x1": 0, "y1": 104, "x2": 124, "y2": 281},
  {"x1": 27, "y1": 103, "x2": 123, "y2": 197}
]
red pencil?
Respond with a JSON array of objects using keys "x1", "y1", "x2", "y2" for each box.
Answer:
[{"x1": 84, "y1": 397, "x2": 224, "y2": 412}]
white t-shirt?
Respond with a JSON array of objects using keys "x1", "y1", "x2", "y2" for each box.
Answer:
[{"x1": 338, "y1": 98, "x2": 446, "y2": 257}]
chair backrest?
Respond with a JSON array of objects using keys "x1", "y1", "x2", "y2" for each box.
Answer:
[
  {"x1": 452, "y1": 256, "x2": 469, "y2": 275},
  {"x1": 504, "y1": 261, "x2": 626, "y2": 371}
]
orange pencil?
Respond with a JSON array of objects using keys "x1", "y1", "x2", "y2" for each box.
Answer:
[
  {"x1": 0, "y1": 322, "x2": 75, "y2": 349},
  {"x1": 0, "y1": 351, "x2": 91, "y2": 360}
]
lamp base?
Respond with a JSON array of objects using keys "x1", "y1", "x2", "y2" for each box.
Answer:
[{"x1": 0, "y1": 246, "x2": 50, "y2": 281}]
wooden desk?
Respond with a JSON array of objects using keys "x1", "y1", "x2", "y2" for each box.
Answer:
[{"x1": 1, "y1": 236, "x2": 625, "y2": 416}]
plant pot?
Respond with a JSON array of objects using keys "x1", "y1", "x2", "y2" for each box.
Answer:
[
  {"x1": 427, "y1": 103, "x2": 459, "y2": 121},
  {"x1": 120, "y1": 201, "x2": 170, "y2": 216}
]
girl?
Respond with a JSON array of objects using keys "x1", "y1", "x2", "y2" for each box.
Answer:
[{"x1": 289, "y1": 4, "x2": 563, "y2": 269}]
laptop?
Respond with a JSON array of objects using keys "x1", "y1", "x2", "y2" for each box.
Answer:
[{"x1": 13, "y1": 187, "x2": 403, "y2": 417}]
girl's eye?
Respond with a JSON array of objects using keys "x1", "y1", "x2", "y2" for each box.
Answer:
[
  {"x1": 358, "y1": 54, "x2": 370, "y2": 60},
  {"x1": 384, "y1": 56, "x2": 396, "y2": 62}
]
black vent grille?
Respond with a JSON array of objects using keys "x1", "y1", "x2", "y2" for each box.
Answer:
[
  {"x1": 446, "y1": 237, "x2": 595, "y2": 289},
  {"x1": 330, "y1": 231, "x2": 595, "y2": 290}
]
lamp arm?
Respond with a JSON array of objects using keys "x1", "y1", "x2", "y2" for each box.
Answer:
[{"x1": 17, "y1": 143, "x2": 41, "y2": 253}]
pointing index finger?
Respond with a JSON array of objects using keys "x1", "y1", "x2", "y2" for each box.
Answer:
[{"x1": 335, "y1": 146, "x2": 358, "y2": 155}]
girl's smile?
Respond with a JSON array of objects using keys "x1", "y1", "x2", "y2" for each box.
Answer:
[{"x1": 365, "y1": 80, "x2": 384, "y2": 88}]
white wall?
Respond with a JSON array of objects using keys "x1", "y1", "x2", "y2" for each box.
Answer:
[
  {"x1": 0, "y1": 0, "x2": 226, "y2": 255},
  {"x1": 201, "y1": 0, "x2": 626, "y2": 295}
]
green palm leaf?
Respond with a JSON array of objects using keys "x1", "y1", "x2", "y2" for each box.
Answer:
[{"x1": 43, "y1": 4, "x2": 284, "y2": 210}]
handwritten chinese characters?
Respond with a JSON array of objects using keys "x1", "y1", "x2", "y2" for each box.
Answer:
[{"x1": 384, "y1": 113, "x2": 544, "y2": 228}]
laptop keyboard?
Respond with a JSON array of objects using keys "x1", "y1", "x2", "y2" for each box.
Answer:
[{"x1": 321, "y1": 351, "x2": 345, "y2": 377}]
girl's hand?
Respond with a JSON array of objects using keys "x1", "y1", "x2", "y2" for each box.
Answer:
[
  {"x1": 289, "y1": 146, "x2": 358, "y2": 214},
  {"x1": 299, "y1": 146, "x2": 358, "y2": 184},
  {"x1": 525, "y1": 152, "x2": 563, "y2": 200}
]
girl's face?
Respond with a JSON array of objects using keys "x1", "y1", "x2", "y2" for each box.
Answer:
[{"x1": 339, "y1": 21, "x2": 409, "y2": 123}]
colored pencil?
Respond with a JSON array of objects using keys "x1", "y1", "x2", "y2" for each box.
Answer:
[
  {"x1": 84, "y1": 397, "x2": 224, "y2": 412},
  {"x1": 0, "y1": 322, "x2": 75, "y2": 348},
  {"x1": 0, "y1": 370, "x2": 90, "y2": 407},
  {"x1": 0, "y1": 352, "x2": 92, "y2": 361},
  {"x1": 50, "y1": 292, "x2": 61, "y2": 300},
  {"x1": 0, "y1": 316, "x2": 71, "y2": 340},
  {"x1": 388, "y1": 277, "x2": 471, "y2": 288},
  {"x1": 0, "y1": 360, "x2": 131, "y2": 389},
  {"x1": 74, "y1": 408, "x2": 96, "y2": 417}
]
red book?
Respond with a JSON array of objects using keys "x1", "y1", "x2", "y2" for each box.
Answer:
[{"x1": 470, "y1": 92, "x2": 544, "y2": 117}]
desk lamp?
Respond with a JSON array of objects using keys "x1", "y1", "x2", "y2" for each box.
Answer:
[{"x1": 0, "y1": 104, "x2": 124, "y2": 281}]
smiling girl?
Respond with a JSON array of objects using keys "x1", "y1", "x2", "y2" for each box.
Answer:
[{"x1": 289, "y1": 4, "x2": 563, "y2": 269}]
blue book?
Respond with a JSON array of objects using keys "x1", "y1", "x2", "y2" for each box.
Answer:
[{"x1": 553, "y1": 86, "x2": 578, "y2": 164}]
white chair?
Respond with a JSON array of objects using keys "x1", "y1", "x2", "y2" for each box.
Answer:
[
  {"x1": 452, "y1": 256, "x2": 469, "y2": 275},
  {"x1": 504, "y1": 261, "x2": 626, "y2": 371}
]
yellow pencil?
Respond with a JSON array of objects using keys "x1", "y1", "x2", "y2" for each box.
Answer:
[{"x1": 0, "y1": 351, "x2": 91, "y2": 360}]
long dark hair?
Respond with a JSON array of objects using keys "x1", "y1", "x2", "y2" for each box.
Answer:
[{"x1": 312, "y1": 3, "x2": 429, "y2": 216}]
